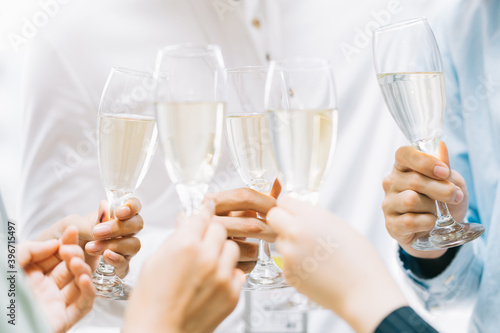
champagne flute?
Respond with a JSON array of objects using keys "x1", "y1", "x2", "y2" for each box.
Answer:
[
  {"x1": 154, "y1": 44, "x2": 225, "y2": 215},
  {"x1": 93, "y1": 67, "x2": 158, "y2": 299},
  {"x1": 265, "y1": 58, "x2": 338, "y2": 204},
  {"x1": 225, "y1": 66, "x2": 286, "y2": 290},
  {"x1": 265, "y1": 58, "x2": 339, "y2": 308},
  {"x1": 373, "y1": 18, "x2": 485, "y2": 250}
]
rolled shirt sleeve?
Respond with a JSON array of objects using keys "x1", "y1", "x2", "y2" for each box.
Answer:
[{"x1": 399, "y1": 240, "x2": 484, "y2": 311}]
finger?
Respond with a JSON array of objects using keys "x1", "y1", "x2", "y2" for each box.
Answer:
[
  {"x1": 59, "y1": 244, "x2": 86, "y2": 265},
  {"x1": 266, "y1": 206, "x2": 296, "y2": 237},
  {"x1": 236, "y1": 261, "x2": 256, "y2": 274},
  {"x1": 394, "y1": 145, "x2": 450, "y2": 180},
  {"x1": 85, "y1": 236, "x2": 141, "y2": 257},
  {"x1": 63, "y1": 257, "x2": 94, "y2": 303},
  {"x1": 98, "y1": 200, "x2": 110, "y2": 223},
  {"x1": 177, "y1": 201, "x2": 214, "y2": 238},
  {"x1": 275, "y1": 195, "x2": 316, "y2": 216},
  {"x1": 92, "y1": 215, "x2": 144, "y2": 240},
  {"x1": 201, "y1": 223, "x2": 228, "y2": 259},
  {"x1": 438, "y1": 141, "x2": 450, "y2": 168},
  {"x1": 390, "y1": 190, "x2": 437, "y2": 214},
  {"x1": 49, "y1": 247, "x2": 87, "y2": 290},
  {"x1": 65, "y1": 274, "x2": 95, "y2": 324},
  {"x1": 386, "y1": 213, "x2": 437, "y2": 238},
  {"x1": 218, "y1": 240, "x2": 240, "y2": 278},
  {"x1": 102, "y1": 250, "x2": 129, "y2": 278},
  {"x1": 392, "y1": 171, "x2": 463, "y2": 204},
  {"x1": 232, "y1": 239, "x2": 258, "y2": 262},
  {"x1": 115, "y1": 197, "x2": 142, "y2": 220},
  {"x1": 270, "y1": 179, "x2": 282, "y2": 199},
  {"x1": 209, "y1": 188, "x2": 277, "y2": 216},
  {"x1": 213, "y1": 215, "x2": 277, "y2": 242},
  {"x1": 60, "y1": 225, "x2": 79, "y2": 246},
  {"x1": 231, "y1": 269, "x2": 245, "y2": 296},
  {"x1": 18, "y1": 239, "x2": 59, "y2": 268}
]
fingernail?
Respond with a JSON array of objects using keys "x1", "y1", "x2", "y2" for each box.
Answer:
[
  {"x1": 455, "y1": 187, "x2": 464, "y2": 203},
  {"x1": 433, "y1": 165, "x2": 448, "y2": 178},
  {"x1": 116, "y1": 206, "x2": 131, "y2": 216},
  {"x1": 86, "y1": 241, "x2": 103, "y2": 252},
  {"x1": 93, "y1": 223, "x2": 111, "y2": 237}
]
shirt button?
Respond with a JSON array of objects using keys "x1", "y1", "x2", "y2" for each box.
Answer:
[
  {"x1": 252, "y1": 18, "x2": 261, "y2": 29},
  {"x1": 265, "y1": 53, "x2": 270, "y2": 61}
]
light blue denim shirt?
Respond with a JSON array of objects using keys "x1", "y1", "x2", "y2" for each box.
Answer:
[{"x1": 401, "y1": 1, "x2": 500, "y2": 332}]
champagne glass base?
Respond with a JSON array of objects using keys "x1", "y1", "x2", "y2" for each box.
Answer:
[
  {"x1": 92, "y1": 270, "x2": 128, "y2": 300},
  {"x1": 243, "y1": 261, "x2": 288, "y2": 290},
  {"x1": 411, "y1": 222, "x2": 485, "y2": 251}
]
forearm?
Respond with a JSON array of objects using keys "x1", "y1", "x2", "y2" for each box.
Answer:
[{"x1": 331, "y1": 259, "x2": 408, "y2": 333}]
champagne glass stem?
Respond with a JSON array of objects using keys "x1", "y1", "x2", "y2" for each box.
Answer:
[
  {"x1": 430, "y1": 201, "x2": 464, "y2": 239},
  {"x1": 257, "y1": 238, "x2": 273, "y2": 264},
  {"x1": 243, "y1": 189, "x2": 286, "y2": 290},
  {"x1": 175, "y1": 184, "x2": 208, "y2": 216},
  {"x1": 92, "y1": 190, "x2": 130, "y2": 298},
  {"x1": 256, "y1": 211, "x2": 274, "y2": 265}
]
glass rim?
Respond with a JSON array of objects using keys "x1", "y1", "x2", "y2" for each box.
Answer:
[
  {"x1": 225, "y1": 65, "x2": 267, "y2": 74},
  {"x1": 111, "y1": 67, "x2": 155, "y2": 78},
  {"x1": 374, "y1": 17, "x2": 428, "y2": 34},
  {"x1": 157, "y1": 43, "x2": 222, "y2": 57},
  {"x1": 269, "y1": 57, "x2": 332, "y2": 71}
]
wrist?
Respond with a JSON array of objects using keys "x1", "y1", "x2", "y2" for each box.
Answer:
[{"x1": 341, "y1": 280, "x2": 408, "y2": 333}]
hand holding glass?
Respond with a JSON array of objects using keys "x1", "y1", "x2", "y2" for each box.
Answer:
[
  {"x1": 93, "y1": 67, "x2": 157, "y2": 299},
  {"x1": 373, "y1": 18, "x2": 484, "y2": 250}
]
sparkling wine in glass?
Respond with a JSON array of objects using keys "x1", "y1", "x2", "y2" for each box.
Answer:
[
  {"x1": 94, "y1": 67, "x2": 158, "y2": 299},
  {"x1": 373, "y1": 18, "x2": 485, "y2": 250},
  {"x1": 265, "y1": 58, "x2": 339, "y2": 308},
  {"x1": 266, "y1": 59, "x2": 338, "y2": 204},
  {"x1": 225, "y1": 66, "x2": 286, "y2": 290},
  {"x1": 154, "y1": 44, "x2": 225, "y2": 215}
]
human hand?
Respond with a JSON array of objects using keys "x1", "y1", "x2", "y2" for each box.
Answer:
[
  {"x1": 382, "y1": 142, "x2": 469, "y2": 258},
  {"x1": 20, "y1": 226, "x2": 95, "y2": 333},
  {"x1": 38, "y1": 198, "x2": 144, "y2": 278},
  {"x1": 124, "y1": 203, "x2": 243, "y2": 333},
  {"x1": 267, "y1": 197, "x2": 407, "y2": 333},
  {"x1": 207, "y1": 182, "x2": 279, "y2": 273}
]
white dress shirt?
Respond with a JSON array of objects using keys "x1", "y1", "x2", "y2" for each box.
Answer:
[{"x1": 18, "y1": 0, "x2": 460, "y2": 332}]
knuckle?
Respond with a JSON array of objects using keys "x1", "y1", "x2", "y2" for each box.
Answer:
[
  {"x1": 235, "y1": 188, "x2": 253, "y2": 205},
  {"x1": 212, "y1": 222, "x2": 228, "y2": 238},
  {"x1": 131, "y1": 238, "x2": 141, "y2": 253},
  {"x1": 381, "y1": 197, "x2": 392, "y2": 213},
  {"x1": 215, "y1": 272, "x2": 231, "y2": 287},
  {"x1": 402, "y1": 191, "x2": 419, "y2": 210},
  {"x1": 382, "y1": 175, "x2": 393, "y2": 192},
  {"x1": 177, "y1": 237, "x2": 198, "y2": 253},
  {"x1": 200, "y1": 258, "x2": 217, "y2": 277},
  {"x1": 135, "y1": 216, "x2": 144, "y2": 231},
  {"x1": 244, "y1": 221, "x2": 263, "y2": 235},
  {"x1": 401, "y1": 214, "x2": 416, "y2": 231},
  {"x1": 395, "y1": 146, "x2": 405, "y2": 161},
  {"x1": 408, "y1": 172, "x2": 423, "y2": 191}
]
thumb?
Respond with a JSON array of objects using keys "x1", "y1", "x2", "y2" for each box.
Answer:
[
  {"x1": 438, "y1": 141, "x2": 450, "y2": 168},
  {"x1": 270, "y1": 179, "x2": 282, "y2": 199},
  {"x1": 98, "y1": 200, "x2": 110, "y2": 223}
]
